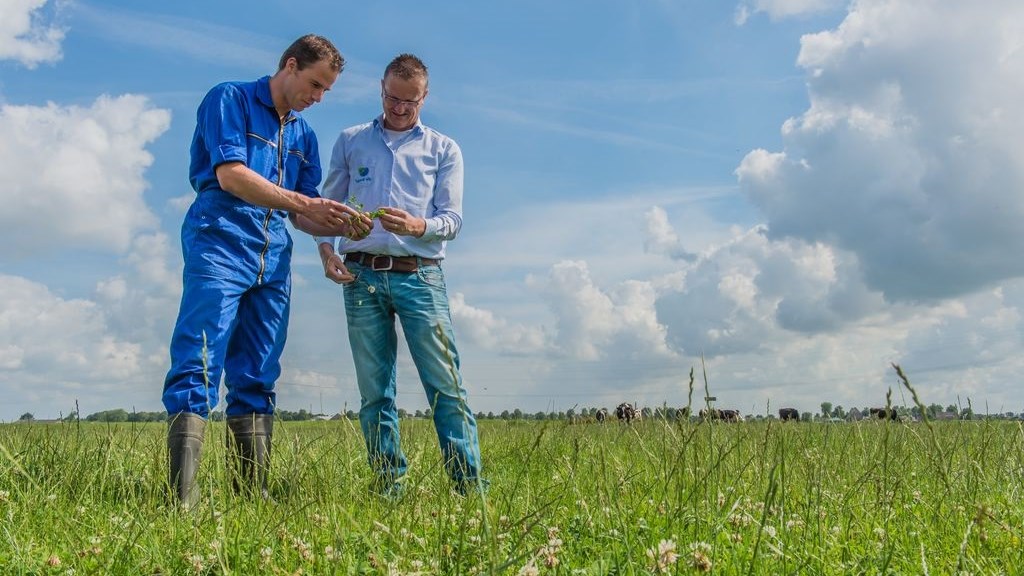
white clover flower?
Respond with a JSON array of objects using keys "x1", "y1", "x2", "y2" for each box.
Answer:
[
  {"x1": 689, "y1": 543, "x2": 713, "y2": 573},
  {"x1": 646, "y1": 539, "x2": 679, "y2": 573}
]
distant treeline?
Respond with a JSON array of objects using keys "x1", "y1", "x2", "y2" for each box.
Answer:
[
  {"x1": 22, "y1": 406, "x2": 693, "y2": 423},
  {"x1": 16, "y1": 404, "x2": 1016, "y2": 424}
]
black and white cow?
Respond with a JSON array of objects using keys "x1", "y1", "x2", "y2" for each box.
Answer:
[
  {"x1": 615, "y1": 402, "x2": 638, "y2": 423},
  {"x1": 595, "y1": 408, "x2": 609, "y2": 423},
  {"x1": 699, "y1": 408, "x2": 743, "y2": 422},
  {"x1": 869, "y1": 407, "x2": 899, "y2": 421}
]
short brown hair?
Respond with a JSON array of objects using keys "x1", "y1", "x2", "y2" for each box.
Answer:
[
  {"x1": 279, "y1": 34, "x2": 344, "y2": 72},
  {"x1": 384, "y1": 53, "x2": 428, "y2": 83}
]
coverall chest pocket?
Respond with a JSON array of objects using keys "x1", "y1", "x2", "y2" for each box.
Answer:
[
  {"x1": 246, "y1": 132, "x2": 280, "y2": 182},
  {"x1": 282, "y1": 149, "x2": 308, "y2": 189}
]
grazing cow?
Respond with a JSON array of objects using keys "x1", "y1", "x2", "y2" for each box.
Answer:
[
  {"x1": 720, "y1": 409, "x2": 742, "y2": 422},
  {"x1": 699, "y1": 408, "x2": 742, "y2": 422},
  {"x1": 869, "y1": 407, "x2": 899, "y2": 421},
  {"x1": 595, "y1": 408, "x2": 608, "y2": 423},
  {"x1": 615, "y1": 402, "x2": 638, "y2": 423},
  {"x1": 778, "y1": 408, "x2": 800, "y2": 422}
]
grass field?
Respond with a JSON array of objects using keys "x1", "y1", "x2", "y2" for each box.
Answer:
[{"x1": 1, "y1": 415, "x2": 1023, "y2": 574}]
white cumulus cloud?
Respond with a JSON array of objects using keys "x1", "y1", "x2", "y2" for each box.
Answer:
[
  {"x1": 0, "y1": 231, "x2": 184, "y2": 418},
  {"x1": 737, "y1": 0, "x2": 1024, "y2": 302},
  {"x1": 528, "y1": 260, "x2": 676, "y2": 361},
  {"x1": 450, "y1": 292, "x2": 549, "y2": 355},
  {"x1": 643, "y1": 206, "x2": 698, "y2": 262},
  {"x1": 0, "y1": 95, "x2": 171, "y2": 257},
  {"x1": 0, "y1": 275, "x2": 143, "y2": 401},
  {"x1": 0, "y1": 0, "x2": 65, "y2": 68}
]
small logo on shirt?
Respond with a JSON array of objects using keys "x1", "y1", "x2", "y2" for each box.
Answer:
[{"x1": 355, "y1": 166, "x2": 371, "y2": 183}]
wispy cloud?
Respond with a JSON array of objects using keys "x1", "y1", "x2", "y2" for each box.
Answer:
[
  {"x1": 734, "y1": 0, "x2": 846, "y2": 25},
  {"x1": 465, "y1": 102, "x2": 727, "y2": 159},
  {"x1": 72, "y1": 2, "x2": 280, "y2": 72}
]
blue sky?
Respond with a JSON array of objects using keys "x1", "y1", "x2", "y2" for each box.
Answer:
[{"x1": 3, "y1": 0, "x2": 1024, "y2": 421}]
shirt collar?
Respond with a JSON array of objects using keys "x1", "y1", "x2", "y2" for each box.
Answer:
[
  {"x1": 373, "y1": 114, "x2": 423, "y2": 135},
  {"x1": 256, "y1": 75, "x2": 295, "y2": 121}
]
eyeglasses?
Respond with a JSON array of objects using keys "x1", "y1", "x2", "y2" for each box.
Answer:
[{"x1": 382, "y1": 90, "x2": 423, "y2": 109}]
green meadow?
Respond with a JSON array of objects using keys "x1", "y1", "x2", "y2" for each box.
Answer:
[{"x1": 1, "y1": 415, "x2": 1023, "y2": 574}]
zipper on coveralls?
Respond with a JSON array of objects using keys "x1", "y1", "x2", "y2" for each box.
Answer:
[{"x1": 256, "y1": 116, "x2": 297, "y2": 285}]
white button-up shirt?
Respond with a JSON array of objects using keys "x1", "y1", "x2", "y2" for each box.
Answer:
[{"x1": 315, "y1": 115, "x2": 464, "y2": 259}]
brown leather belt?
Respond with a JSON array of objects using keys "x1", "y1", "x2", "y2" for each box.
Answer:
[{"x1": 345, "y1": 251, "x2": 440, "y2": 272}]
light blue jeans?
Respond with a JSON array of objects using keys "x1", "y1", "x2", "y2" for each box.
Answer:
[{"x1": 343, "y1": 261, "x2": 483, "y2": 487}]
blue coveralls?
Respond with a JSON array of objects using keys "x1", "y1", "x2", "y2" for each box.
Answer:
[{"x1": 162, "y1": 76, "x2": 323, "y2": 417}]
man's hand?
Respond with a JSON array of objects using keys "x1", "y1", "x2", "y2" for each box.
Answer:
[
  {"x1": 319, "y1": 242, "x2": 356, "y2": 284},
  {"x1": 293, "y1": 199, "x2": 373, "y2": 238},
  {"x1": 378, "y1": 207, "x2": 426, "y2": 237},
  {"x1": 304, "y1": 198, "x2": 373, "y2": 238}
]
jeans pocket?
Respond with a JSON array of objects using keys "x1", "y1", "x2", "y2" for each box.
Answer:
[{"x1": 417, "y1": 265, "x2": 446, "y2": 289}]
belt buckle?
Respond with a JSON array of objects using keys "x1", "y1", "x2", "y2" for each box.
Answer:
[{"x1": 370, "y1": 255, "x2": 393, "y2": 271}]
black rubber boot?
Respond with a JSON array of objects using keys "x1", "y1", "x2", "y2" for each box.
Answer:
[
  {"x1": 167, "y1": 412, "x2": 206, "y2": 509},
  {"x1": 226, "y1": 413, "x2": 273, "y2": 500}
]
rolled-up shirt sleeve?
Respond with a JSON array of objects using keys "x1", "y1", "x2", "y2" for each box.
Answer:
[{"x1": 200, "y1": 84, "x2": 248, "y2": 168}]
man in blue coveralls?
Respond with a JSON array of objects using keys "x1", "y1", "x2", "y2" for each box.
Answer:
[{"x1": 163, "y1": 34, "x2": 372, "y2": 506}]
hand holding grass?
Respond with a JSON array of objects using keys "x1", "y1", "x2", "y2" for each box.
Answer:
[
  {"x1": 377, "y1": 206, "x2": 426, "y2": 237},
  {"x1": 344, "y1": 200, "x2": 424, "y2": 237}
]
